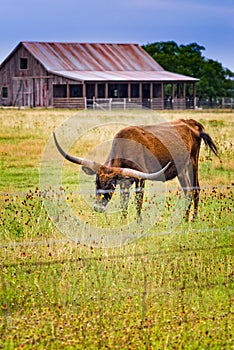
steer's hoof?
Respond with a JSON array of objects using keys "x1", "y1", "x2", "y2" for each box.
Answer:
[
  {"x1": 137, "y1": 215, "x2": 142, "y2": 224},
  {"x1": 93, "y1": 204, "x2": 106, "y2": 213}
]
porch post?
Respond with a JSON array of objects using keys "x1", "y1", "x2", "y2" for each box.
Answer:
[
  {"x1": 193, "y1": 82, "x2": 196, "y2": 109},
  {"x1": 94, "y1": 83, "x2": 98, "y2": 98},
  {"x1": 150, "y1": 83, "x2": 153, "y2": 100},
  {"x1": 82, "y1": 84, "x2": 86, "y2": 98},
  {"x1": 183, "y1": 83, "x2": 186, "y2": 109},
  {"x1": 128, "y1": 83, "x2": 131, "y2": 99},
  {"x1": 172, "y1": 83, "x2": 175, "y2": 109},
  {"x1": 105, "y1": 83, "x2": 108, "y2": 98},
  {"x1": 161, "y1": 83, "x2": 164, "y2": 109},
  {"x1": 139, "y1": 83, "x2": 142, "y2": 99}
]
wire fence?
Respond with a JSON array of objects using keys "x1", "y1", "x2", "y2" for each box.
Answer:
[
  {"x1": 196, "y1": 97, "x2": 234, "y2": 109},
  {"x1": 85, "y1": 97, "x2": 234, "y2": 110},
  {"x1": 2, "y1": 240, "x2": 233, "y2": 269},
  {"x1": 1, "y1": 184, "x2": 233, "y2": 199}
]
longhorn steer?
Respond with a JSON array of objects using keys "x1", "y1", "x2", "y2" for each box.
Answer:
[{"x1": 53, "y1": 119, "x2": 218, "y2": 221}]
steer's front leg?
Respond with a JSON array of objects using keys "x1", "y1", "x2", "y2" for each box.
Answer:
[
  {"x1": 119, "y1": 180, "x2": 132, "y2": 219},
  {"x1": 135, "y1": 179, "x2": 145, "y2": 223}
]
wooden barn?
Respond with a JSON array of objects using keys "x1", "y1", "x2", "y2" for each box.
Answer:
[{"x1": 0, "y1": 41, "x2": 198, "y2": 109}]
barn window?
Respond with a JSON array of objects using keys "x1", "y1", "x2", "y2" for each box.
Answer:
[
  {"x1": 69, "y1": 84, "x2": 82, "y2": 97},
  {"x1": 142, "y1": 83, "x2": 150, "y2": 99},
  {"x1": 20, "y1": 58, "x2": 28, "y2": 70},
  {"x1": 153, "y1": 83, "x2": 162, "y2": 98},
  {"x1": 53, "y1": 85, "x2": 67, "y2": 98},
  {"x1": 2, "y1": 87, "x2": 8, "y2": 98},
  {"x1": 131, "y1": 84, "x2": 139, "y2": 98},
  {"x1": 86, "y1": 84, "x2": 95, "y2": 99},
  {"x1": 98, "y1": 84, "x2": 105, "y2": 98}
]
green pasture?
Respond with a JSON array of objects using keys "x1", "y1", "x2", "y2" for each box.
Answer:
[{"x1": 0, "y1": 108, "x2": 233, "y2": 349}]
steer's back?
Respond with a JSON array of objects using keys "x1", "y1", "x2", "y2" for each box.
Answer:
[{"x1": 108, "y1": 119, "x2": 201, "y2": 181}]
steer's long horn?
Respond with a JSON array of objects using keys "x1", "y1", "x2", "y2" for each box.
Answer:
[
  {"x1": 119, "y1": 161, "x2": 171, "y2": 180},
  {"x1": 53, "y1": 133, "x2": 100, "y2": 172}
]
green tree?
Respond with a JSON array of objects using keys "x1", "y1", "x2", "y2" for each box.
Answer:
[
  {"x1": 144, "y1": 41, "x2": 179, "y2": 72},
  {"x1": 142, "y1": 41, "x2": 234, "y2": 100},
  {"x1": 176, "y1": 43, "x2": 205, "y2": 77}
]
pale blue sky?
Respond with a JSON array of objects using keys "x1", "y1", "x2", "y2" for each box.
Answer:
[{"x1": 1, "y1": 0, "x2": 233, "y2": 71}]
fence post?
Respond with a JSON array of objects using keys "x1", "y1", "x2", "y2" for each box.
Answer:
[
  {"x1": 124, "y1": 98, "x2": 126, "y2": 110},
  {"x1": 194, "y1": 97, "x2": 197, "y2": 109}
]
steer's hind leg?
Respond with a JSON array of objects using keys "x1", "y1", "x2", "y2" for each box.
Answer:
[
  {"x1": 178, "y1": 170, "x2": 193, "y2": 221},
  {"x1": 192, "y1": 168, "x2": 200, "y2": 220},
  {"x1": 193, "y1": 184, "x2": 200, "y2": 220},
  {"x1": 179, "y1": 161, "x2": 200, "y2": 221},
  {"x1": 135, "y1": 179, "x2": 145, "y2": 223}
]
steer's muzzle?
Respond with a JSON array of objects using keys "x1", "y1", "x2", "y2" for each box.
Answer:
[
  {"x1": 94, "y1": 188, "x2": 114, "y2": 213},
  {"x1": 93, "y1": 202, "x2": 107, "y2": 213},
  {"x1": 93, "y1": 198, "x2": 108, "y2": 213}
]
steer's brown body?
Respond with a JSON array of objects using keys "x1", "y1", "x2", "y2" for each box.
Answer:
[{"x1": 54, "y1": 119, "x2": 218, "y2": 221}]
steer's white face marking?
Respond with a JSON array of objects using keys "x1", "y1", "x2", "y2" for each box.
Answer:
[{"x1": 94, "y1": 166, "x2": 118, "y2": 212}]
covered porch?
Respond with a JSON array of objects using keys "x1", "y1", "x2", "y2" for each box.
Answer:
[{"x1": 52, "y1": 81, "x2": 197, "y2": 109}]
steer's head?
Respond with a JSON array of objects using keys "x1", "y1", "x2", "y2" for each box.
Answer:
[
  {"x1": 83, "y1": 164, "x2": 135, "y2": 213},
  {"x1": 53, "y1": 133, "x2": 171, "y2": 213},
  {"x1": 94, "y1": 165, "x2": 118, "y2": 212}
]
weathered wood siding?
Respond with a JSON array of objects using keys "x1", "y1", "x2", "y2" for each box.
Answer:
[
  {"x1": 0, "y1": 46, "x2": 85, "y2": 107},
  {"x1": 0, "y1": 45, "x2": 50, "y2": 106},
  {"x1": 53, "y1": 97, "x2": 85, "y2": 109}
]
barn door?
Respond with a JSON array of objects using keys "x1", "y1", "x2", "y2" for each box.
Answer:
[{"x1": 12, "y1": 79, "x2": 33, "y2": 107}]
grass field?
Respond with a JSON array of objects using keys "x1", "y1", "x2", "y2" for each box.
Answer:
[{"x1": 0, "y1": 108, "x2": 233, "y2": 349}]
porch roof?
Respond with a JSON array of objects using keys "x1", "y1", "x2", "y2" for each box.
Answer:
[{"x1": 51, "y1": 69, "x2": 198, "y2": 83}]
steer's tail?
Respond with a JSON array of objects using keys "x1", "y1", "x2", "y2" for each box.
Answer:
[
  {"x1": 200, "y1": 131, "x2": 219, "y2": 157},
  {"x1": 183, "y1": 119, "x2": 219, "y2": 158}
]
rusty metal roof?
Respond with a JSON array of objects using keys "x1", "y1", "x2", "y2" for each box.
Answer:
[
  {"x1": 1, "y1": 42, "x2": 198, "y2": 82},
  {"x1": 22, "y1": 42, "x2": 164, "y2": 71}
]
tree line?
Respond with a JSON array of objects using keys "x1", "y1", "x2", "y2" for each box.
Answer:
[{"x1": 142, "y1": 41, "x2": 234, "y2": 101}]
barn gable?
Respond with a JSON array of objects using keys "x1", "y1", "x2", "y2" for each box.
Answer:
[{"x1": 0, "y1": 41, "x2": 198, "y2": 109}]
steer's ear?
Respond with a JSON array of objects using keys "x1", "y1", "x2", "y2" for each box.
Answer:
[{"x1": 81, "y1": 166, "x2": 96, "y2": 175}]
